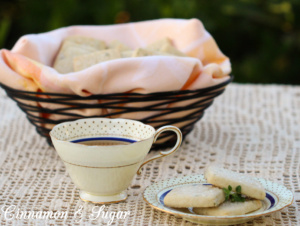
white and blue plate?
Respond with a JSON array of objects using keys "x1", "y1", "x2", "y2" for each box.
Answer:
[{"x1": 143, "y1": 175, "x2": 294, "y2": 225}]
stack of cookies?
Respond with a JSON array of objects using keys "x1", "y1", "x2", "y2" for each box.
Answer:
[
  {"x1": 53, "y1": 36, "x2": 186, "y2": 74},
  {"x1": 164, "y1": 166, "x2": 266, "y2": 216}
]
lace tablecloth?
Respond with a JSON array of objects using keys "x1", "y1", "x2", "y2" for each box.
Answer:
[{"x1": 0, "y1": 84, "x2": 299, "y2": 225}]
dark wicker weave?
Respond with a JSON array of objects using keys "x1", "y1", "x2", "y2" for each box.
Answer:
[{"x1": 0, "y1": 76, "x2": 232, "y2": 150}]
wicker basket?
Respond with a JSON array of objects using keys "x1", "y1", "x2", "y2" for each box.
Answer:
[{"x1": 0, "y1": 76, "x2": 232, "y2": 150}]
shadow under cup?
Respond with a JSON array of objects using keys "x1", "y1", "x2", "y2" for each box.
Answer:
[{"x1": 50, "y1": 118, "x2": 182, "y2": 204}]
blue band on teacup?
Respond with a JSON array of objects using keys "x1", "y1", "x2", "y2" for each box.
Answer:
[{"x1": 71, "y1": 137, "x2": 137, "y2": 144}]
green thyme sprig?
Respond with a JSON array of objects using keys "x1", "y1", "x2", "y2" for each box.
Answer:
[{"x1": 223, "y1": 185, "x2": 245, "y2": 202}]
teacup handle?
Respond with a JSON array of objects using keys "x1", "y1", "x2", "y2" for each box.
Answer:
[{"x1": 136, "y1": 125, "x2": 182, "y2": 175}]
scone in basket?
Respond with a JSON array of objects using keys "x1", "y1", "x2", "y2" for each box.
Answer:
[{"x1": 0, "y1": 76, "x2": 232, "y2": 149}]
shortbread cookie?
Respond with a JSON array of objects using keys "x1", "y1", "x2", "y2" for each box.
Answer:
[
  {"x1": 132, "y1": 48, "x2": 154, "y2": 57},
  {"x1": 53, "y1": 57, "x2": 74, "y2": 74},
  {"x1": 164, "y1": 184, "x2": 225, "y2": 208},
  {"x1": 153, "y1": 51, "x2": 173, "y2": 56},
  {"x1": 55, "y1": 42, "x2": 97, "y2": 60},
  {"x1": 205, "y1": 165, "x2": 266, "y2": 200},
  {"x1": 121, "y1": 50, "x2": 134, "y2": 58},
  {"x1": 109, "y1": 40, "x2": 131, "y2": 51},
  {"x1": 73, "y1": 49, "x2": 121, "y2": 71},
  {"x1": 65, "y1": 36, "x2": 106, "y2": 50},
  {"x1": 147, "y1": 38, "x2": 172, "y2": 51},
  {"x1": 53, "y1": 42, "x2": 97, "y2": 73},
  {"x1": 160, "y1": 43, "x2": 186, "y2": 56},
  {"x1": 193, "y1": 200, "x2": 262, "y2": 216},
  {"x1": 147, "y1": 38, "x2": 185, "y2": 56}
]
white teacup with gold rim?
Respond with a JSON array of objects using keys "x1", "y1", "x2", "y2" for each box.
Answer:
[{"x1": 50, "y1": 118, "x2": 182, "y2": 204}]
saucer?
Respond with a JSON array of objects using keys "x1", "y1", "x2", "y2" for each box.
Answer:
[{"x1": 143, "y1": 175, "x2": 294, "y2": 225}]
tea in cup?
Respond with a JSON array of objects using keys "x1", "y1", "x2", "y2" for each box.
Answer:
[{"x1": 50, "y1": 118, "x2": 182, "y2": 203}]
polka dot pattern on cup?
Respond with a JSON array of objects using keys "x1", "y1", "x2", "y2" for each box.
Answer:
[{"x1": 50, "y1": 118, "x2": 155, "y2": 142}]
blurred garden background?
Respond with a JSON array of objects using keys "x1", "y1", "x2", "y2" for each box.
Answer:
[{"x1": 0, "y1": 0, "x2": 299, "y2": 84}]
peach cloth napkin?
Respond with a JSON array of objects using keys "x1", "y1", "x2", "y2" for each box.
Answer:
[{"x1": 0, "y1": 18, "x2": 231, "y2": 125}]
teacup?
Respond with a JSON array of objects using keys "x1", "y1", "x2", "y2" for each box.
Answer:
[{"x1": 50, "y1": 118, "x2": 182, "y2": 203}]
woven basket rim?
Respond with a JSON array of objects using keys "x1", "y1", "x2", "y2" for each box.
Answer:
[{"x1": 0, "y1": 75, "x2": 233, "y2": 97}]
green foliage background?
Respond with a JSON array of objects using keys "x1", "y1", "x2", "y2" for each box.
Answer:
[{"x1": 1, "y1": 0, "x2": 299, "y2": 84}]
